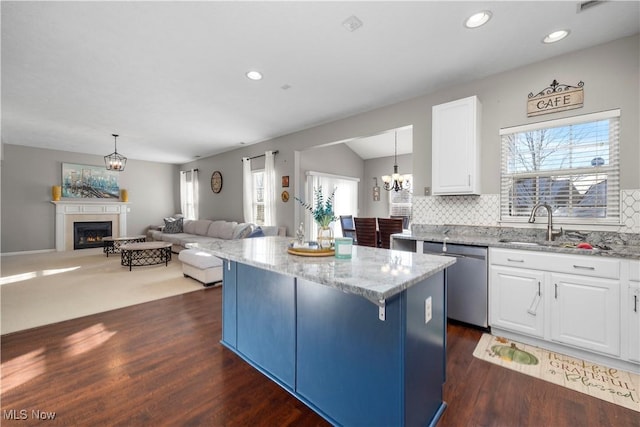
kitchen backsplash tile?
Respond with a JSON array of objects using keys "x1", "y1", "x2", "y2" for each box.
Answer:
[
  {"x1": 412, "y1": 194, "x2": 500, "y2": 226},
  {"x1": 621, "y1": 189, "x2": 640, "y2": 233},
  {"x1": 412, "y1": 190, "x2": 639, "y2": 234}
]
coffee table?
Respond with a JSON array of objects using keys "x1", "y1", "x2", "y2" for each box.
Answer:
[
  {"x1": 120, "y1": 242, "x2": 172, "y2": 271},
  {"x1": 103, "y1": 235, "x2": 146, "y2": 257}
]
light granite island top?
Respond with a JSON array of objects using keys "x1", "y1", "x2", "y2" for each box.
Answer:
[{"x1": 189, "y1": 235, "x2": 455, "y2": 304}]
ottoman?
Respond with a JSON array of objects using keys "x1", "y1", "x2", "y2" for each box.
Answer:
[{"x1": 178, "y1": 249, "x2": 223, "y2": 287}]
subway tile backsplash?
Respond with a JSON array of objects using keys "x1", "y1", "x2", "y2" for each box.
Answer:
[{"x1": 412, "y1": 190, "x2": 640, "y2": 234}]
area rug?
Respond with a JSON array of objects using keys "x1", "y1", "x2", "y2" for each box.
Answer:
[
  {"x1": 1, "y1": 248, "x2": 204, "y2": 335},
  {"x1": 473, "y1": 333, "x2": 640, "y2": 412}
]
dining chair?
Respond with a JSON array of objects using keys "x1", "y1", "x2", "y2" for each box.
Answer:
[
  {"x1": 339, "y1": 215, "x2": 357, "y2": 243},
  {"x1": 390, "y1": 215, "x2": 410, "y2": 230},
  {"x1": 377, "y1": 217, "x2": 404, "y2": 249},
  {"x1": 353, "y1": 217, "x2": 378, "y2": 247}
]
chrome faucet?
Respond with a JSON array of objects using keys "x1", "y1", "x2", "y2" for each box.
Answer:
[{"x1": 528, "y1": 203, "x2": 563, "y2": 241}]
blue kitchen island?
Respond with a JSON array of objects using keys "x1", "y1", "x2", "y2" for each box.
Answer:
[{"x1": 190, "y1": 236, "x2": 455, "y2": 427}]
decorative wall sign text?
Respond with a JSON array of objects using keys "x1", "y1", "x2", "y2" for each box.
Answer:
[{"x1": 527, "y1": 79, "x2": 584, "y2": 117}]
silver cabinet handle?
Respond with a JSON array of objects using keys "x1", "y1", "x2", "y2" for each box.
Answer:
[
  {"x1": 573, "y1": 264, "x2": 595, "y2": 270},
  {"x1": 507, "y1": 258, "x2": 524, "y2": 263},
  {"x1": 538, "y1": 281, "x2": 541, "y2": 297},
  {"x1": 554, "y1": 283, "x2": 558, "y2": 299},
  {"x1": 635, "y1": 295, "x2": 638, "y2": 313}
]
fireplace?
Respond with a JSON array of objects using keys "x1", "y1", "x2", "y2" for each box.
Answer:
[{"x1": 74, "y1": 221, "x2": 112, "y2": 250}]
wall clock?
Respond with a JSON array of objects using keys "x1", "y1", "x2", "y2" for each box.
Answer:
[{"x1": 211, "y1": 171, "x2": 223, "y2": 193}]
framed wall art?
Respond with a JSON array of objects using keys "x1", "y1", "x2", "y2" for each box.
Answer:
[{"x1": 61, "y1": 163, "x2": 120, "y2": 199}]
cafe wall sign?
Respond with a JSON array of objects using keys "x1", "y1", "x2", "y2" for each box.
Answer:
[{"x1": 527, "y1": 79, "x2": 584, "y2": 117}]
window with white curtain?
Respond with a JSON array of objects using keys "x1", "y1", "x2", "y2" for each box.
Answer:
[
  {"x1": 180, "y1": 169, "x2": 199, "y2": 220},
  {"x1": 252, "y1": 170, "x2": 265, "y2": 225},
  {"x1": 304, "y1": 171, "x2": 359, "y2": 239},
  {"x1": 499, "y1": 109, "x2": 620, "y2": 224}
]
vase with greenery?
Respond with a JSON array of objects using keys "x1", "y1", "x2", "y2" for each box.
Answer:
[{"x1": 295, "y1": 186, "x2": 337, "y2": 249}]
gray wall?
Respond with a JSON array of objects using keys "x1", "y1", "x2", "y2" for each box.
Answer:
[
  {"x1": 184, "y1": 35, "x2": 639, "y2": 232},
  {"x1": 1, "y1": 144, "x2": 179, "y2": 253}
]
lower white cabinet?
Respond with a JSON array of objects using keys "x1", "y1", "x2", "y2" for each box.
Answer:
[
  {"x1": 490, "y1": 266, "x2": 544, "y2": 338},
  {"x1": 629, "y1": 261, "x2": 640, "y2": 363},
  {"x1": 489, "y1": 248, "x2": 628, "y2": 362},
  {"x1": 550, "y1": 273, "x2": 620, "y2": 356}
]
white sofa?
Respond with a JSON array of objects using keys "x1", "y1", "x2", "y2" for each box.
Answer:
[{"x1": 147, "y1": 219, "x2": 284, "y2": 253}]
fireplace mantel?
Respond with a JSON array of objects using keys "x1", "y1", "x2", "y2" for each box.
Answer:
[{"x1": 52, "y1": 200, "x2": 129, "y2": 251}]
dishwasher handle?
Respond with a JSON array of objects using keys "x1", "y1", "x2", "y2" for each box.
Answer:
[{"x1": 439, "y1": 252, "x2": 486, "y2": 261}]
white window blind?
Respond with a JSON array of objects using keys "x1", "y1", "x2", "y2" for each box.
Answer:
[
  {"x1": 499, "y1": 110, "x2": 620, "y2": 224},
  {"x1": 388, "y1": 174, "x2": 413, "y2": 219}
]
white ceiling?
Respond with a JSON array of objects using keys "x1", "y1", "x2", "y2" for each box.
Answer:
[{"x1": 2, "y1": 1, "x2": 639, "y2": 164}]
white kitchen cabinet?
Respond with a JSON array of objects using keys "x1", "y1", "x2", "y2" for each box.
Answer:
[
  {"x1": 432, "y1": 95, "x2": 481, "y2": 195},
  {"x1": 489, "y1": 248, "x2": 627, "y2": 362},
  {"x1": 490, "y1": 265, "x2": 544, "y2": 338},
  {"x1": 550, "y1": 273, "x2": 620, "y2": 357},
  {"x1": 628, "y1": 261, "x2": 640, "y2": 363}
]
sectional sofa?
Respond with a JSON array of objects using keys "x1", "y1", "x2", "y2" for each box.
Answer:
[{"x1": 147, "y1": 218, "x2": 285, "y2": 253}]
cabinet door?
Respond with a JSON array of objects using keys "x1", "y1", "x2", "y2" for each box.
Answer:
[
  {"x1": 629, "y1": 281, "x2": 640, "y2": 363},
  {"x1": 550, "y1": 273, "x2": 620, "y2": 356},
  {"x1": 432, "y1": 95, "x2": 480, "y2": 195},
  {"x1": 490, "y1": 265, "x2": 544, "y2": 338}
]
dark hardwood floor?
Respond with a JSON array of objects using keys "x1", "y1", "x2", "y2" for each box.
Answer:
[{"x1": 1, "y1": 288, "x2": 637, "y2": 426}]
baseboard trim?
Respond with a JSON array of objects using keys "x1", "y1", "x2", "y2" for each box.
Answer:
[{"x1": 1, "y1": 249, "x2": 56, "y2": 257}]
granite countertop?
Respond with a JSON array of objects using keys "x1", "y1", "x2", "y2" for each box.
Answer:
[
  {"x1": 393, "y1": 227, "x2": 640, "y2": 259},
  {"x1": 188, "y1": 236, "x2": 455, "y2": 303}
]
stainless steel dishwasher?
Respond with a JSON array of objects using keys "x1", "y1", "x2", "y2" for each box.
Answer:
[{"x1": 424, "y1": 241, "x2": 488, "y2": 328}]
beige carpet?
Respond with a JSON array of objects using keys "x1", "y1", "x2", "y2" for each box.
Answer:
[
  {"x1": 1, "y1": 248, "x2": 204, "y2": 335},
  {"x1": 473, "y1": 333, "x2": 640, "y2": 412}
]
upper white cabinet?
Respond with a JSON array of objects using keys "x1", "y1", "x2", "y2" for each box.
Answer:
[{"x1": 432, "y1": 95, "x2": 481, "y2": 195}]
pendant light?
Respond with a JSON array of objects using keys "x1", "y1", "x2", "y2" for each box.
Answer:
[
  {"x1": 104, "y1": 133, "x2": 127, "y2": 171},
  {"x1": 381, "y1": 131, "x2": 409, "y2": 192}
]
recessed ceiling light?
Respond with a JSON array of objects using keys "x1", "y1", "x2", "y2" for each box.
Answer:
[
  {"x1": 543, "y1": 29, "x2": 570, "y2": 43},
  {"x1": 465, "y1": 11, "x2": 492, "y2": 29},
  {"x1": 342, "y1": 15, "x2": 363, "y2": 32},
  {"x1": 246, "y1": 70, "x2": 263, "y2": 81}
]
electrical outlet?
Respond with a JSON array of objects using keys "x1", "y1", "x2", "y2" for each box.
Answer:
[
  {"x1": 425, "y1": 297, "x2": 432, "y2": 324},
  {"x1": 424, "y1": 186, "x2": 431, "y2": 196}
]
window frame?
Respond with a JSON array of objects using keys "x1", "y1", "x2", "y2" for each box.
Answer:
[{"x1": 499, "y1": 109, "x2": 620, "y2": 227}]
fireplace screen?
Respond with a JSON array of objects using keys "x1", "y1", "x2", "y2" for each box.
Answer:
[{"x1": 74, "y1": 221, "x2": 112, "y2": 250}]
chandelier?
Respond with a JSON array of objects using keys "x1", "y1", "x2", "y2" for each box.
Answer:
[
  {"x1": 381, "y1": 132, "x2": 410, "y2": 192},
  {"x1": 104, "y1": 134, "x2": 127, "y2": 171}
]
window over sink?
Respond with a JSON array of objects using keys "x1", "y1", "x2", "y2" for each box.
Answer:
[{"x1": 499, "y1": 109, "x2": 620, "y2": 225}]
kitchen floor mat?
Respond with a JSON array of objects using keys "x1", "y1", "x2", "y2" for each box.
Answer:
[{"x1": 473, "y1": 333, "x2": 639, "y2": 412}]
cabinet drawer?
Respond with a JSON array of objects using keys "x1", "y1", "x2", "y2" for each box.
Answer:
[{"x1": 489, "y1": 248, "x2": 620, "y2": 279}]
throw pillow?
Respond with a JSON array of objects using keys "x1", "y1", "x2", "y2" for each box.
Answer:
[
  {"x1": 232, "y1": 223, "x2": 253, "y2": 239},
  {"x1": 247, "y1": 226, "x2": 264, "y2": 238},
  {"x1": 164, "y1": 217, "x2": 183, "y2": 234}
]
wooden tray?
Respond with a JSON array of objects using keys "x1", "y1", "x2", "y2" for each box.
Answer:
[{"x1": 287, "y1": 247, "x2": 335, "y2": 257}]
